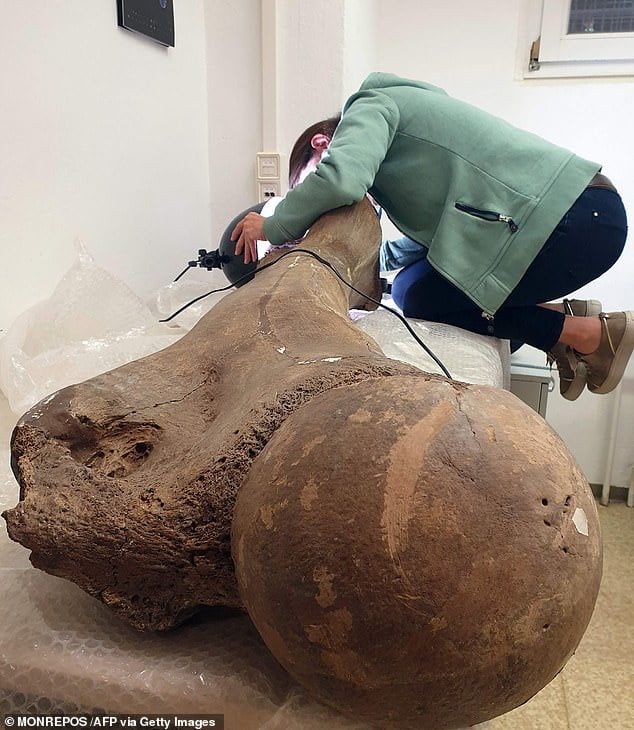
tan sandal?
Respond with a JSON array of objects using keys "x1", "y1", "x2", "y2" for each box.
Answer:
[
  {"x1": 546, "y1": 299, "x2": 602, "y2": 400},
  {"x1": 547, "y1": 343, "x2": 587, "y2": 400},
  {"x1": 579, "y1": 311, "x2": 634, "y2": 394}
]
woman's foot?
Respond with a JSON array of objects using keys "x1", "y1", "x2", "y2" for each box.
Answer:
[
  {"x1": 577, "y1": 312, "x2": 634, "y2": 394},
  {"x1": 546, "y1": 299, "x2": 602, "y2": 400},
  {"x1": 540, "y1": 298, "x2": 602, "y2": 316},
  {"x1": 548, "y1": 343, "x2": 587, "y2": 400},
  {"x1": 563, "y1": 298, "x2": 602, "y2": 317}
]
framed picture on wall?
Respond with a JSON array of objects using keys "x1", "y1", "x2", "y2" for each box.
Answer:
[{"x1": 117, "y1": 0, "x2": 175, "y2": 47}]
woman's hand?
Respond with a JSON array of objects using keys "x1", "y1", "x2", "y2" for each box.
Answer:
[{"x1": 231, "y1": 212, "x2": 266, "y2": 264}]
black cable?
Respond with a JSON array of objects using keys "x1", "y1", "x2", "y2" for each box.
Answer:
[
  {"x1": 173, "y1": 265, "x2": 194, "y2": 283},
  {"x1": 290, "y1": 249, "x2": 452, "y2": 379},
  {"x1": 159, "y1": 254, "x2": 290, "y2": 323},
  {"x1": 162, "y1": 248, "x2": 452, "y2": 379}
]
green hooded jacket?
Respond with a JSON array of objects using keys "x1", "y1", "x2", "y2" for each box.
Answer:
[{"x1": 262, "y1": 72, "x2": 600, "y2": 315}]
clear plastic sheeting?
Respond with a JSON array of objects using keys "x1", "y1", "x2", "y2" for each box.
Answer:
[
  {"x1": 354, "y1": 307, "x2": 511, "y2": 389},
  {"x1": 0, "y1": 247, "x2": 186, "y2": 416},
  {"x1": 149, "y1": 277, "x2": 231, "y2": 331},
  {"x1": 0, "y1": 247, "x2": 235, "y2": 416}
]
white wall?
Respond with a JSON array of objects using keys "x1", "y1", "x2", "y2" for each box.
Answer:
[
  {"x1": 375, "y1": 0, "x2": 634, "y2": 486},
  {"x1": 275, "y1": 0, "x2": 347, "y2": 181},
  {"x1": 0, "y1": 0, "x2": 211, "y2": 331},
  {"x1": 204, "y1": 0, "x2": 263, "y2": 250},
  {"x1": 269, "y1": 0, "x2": 379, "y2": 189},
  {"x1": 202, "y1": 0, "x2": 378, "y2": 241},
  {"x1": 342, "y1": 0, "x2": 380, "y2": 98},
  {"x1": 203, "y1": 0, "x2": 364, "y2": 248}
]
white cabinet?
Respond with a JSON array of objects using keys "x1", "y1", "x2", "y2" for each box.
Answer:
[{"x1": 509, "y1": 347, "x2": 553, "y2": 417}]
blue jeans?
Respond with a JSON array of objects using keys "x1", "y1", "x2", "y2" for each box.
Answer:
[{"x1": 391, "y1": 187, "x2": 628, "y2": 351}]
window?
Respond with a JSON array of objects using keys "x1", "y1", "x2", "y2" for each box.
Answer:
[
  {"x1": 526, "y1": 0, "x2": 634, "y2": 77},
  {"x1": 567, "y1": 0, "x2": 634, "y2": 33}
]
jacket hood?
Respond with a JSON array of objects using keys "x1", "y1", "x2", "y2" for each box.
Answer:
[{"x1": 359, "y1": 72, "x2": 448, "y2": 96}]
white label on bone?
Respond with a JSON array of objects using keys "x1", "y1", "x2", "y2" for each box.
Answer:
[{"x1": 572, "y1": 507, "x2": 589, "y2": 536}]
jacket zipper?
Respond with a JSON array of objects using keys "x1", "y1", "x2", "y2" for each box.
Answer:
[{"x1": 455, "y1": 202, "x2": 519, "y2": 233}]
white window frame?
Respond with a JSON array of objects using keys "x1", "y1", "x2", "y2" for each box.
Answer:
[{"x1": 524, "y1": 0, "x2": 634, "y2": 78}]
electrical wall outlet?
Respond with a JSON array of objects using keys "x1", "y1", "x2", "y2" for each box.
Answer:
[
  {"x1": 257, "y1": 153, "x2": 281, "y2": 179},
  {"x1": 258, "y1": 180, "x2": 281, "y2": 202},
  {"x1": 256, "y1": 152, "x2": 282, "y2": 203}
]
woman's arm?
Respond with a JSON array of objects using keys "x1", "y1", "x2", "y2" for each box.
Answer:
[{"x1": 232, "y1": 91, "x2": 400, "y2": 261}]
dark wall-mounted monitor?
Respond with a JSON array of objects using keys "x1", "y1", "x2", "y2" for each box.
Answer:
[{"x1": 117, "y1": 0, "x2": 175, "y2": 47}]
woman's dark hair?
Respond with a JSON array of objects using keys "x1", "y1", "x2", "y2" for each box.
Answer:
[{"x1": 288, "y1": 114, "x2": 341, "y2": 188}]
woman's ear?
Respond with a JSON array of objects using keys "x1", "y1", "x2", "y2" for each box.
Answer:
[{"x1": 310, "y1": 134, "x2": 331, "y2": 151}]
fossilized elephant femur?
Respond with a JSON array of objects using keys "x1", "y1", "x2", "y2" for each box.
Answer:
[{"x1": 4, "y1": 200, "x2": 602, "y2": 729}]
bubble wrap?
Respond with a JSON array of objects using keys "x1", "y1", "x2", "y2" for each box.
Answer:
[
  {"x1": 0, "y1": 247, "x2": 185, "y2": 415},
  {"x1": 149, "y1": 277, "x2": 231, "y2": 331},
  {"x1": 354, "y1": 307, "x2": 510, "y2": 389}
]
